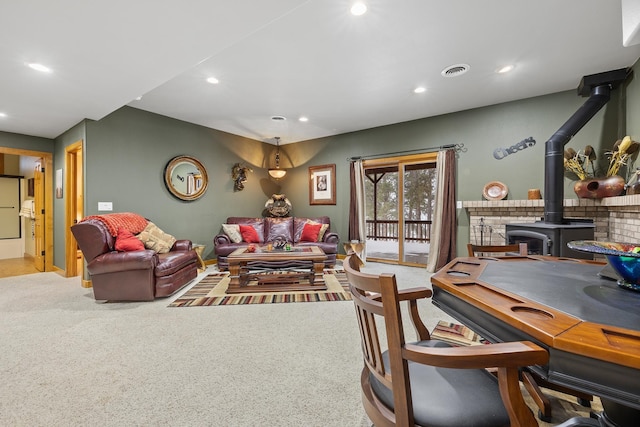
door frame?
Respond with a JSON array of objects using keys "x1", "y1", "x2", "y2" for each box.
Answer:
[
  {"x1": 0, "y1": 147, "x2": 54, "y2": 272},
  {"x1": 64, "y1": 140, "x2": 83, "y2": 278}
]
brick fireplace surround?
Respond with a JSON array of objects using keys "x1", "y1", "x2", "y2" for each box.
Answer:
[{"x1": 464, "y1": 195, "x2": 640, "y2": 248}]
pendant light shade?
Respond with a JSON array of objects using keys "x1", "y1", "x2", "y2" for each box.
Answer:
[{"x1": 268, "y1": 136, "x2": 287, "y2": 179}]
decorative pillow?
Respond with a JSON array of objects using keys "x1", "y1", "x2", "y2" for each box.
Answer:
[
  {"x1": 222, "y1": 224, "x2": 242, "y2": 243},
  {"x1": 239, "y1": 224, "x2": 260, "y2": 243},
  {"x1": 137, "y1": 222, "x2": 177, "y2": 254},
  {"x1": 307, "y1": 221, "x2": 329, "y2": 242},
  {"x1": 300, "y1": 222, "x2": 322, "y2": 242},
  {"x1": 115, "y1": 228, "x2": 145, "y2": 252}
]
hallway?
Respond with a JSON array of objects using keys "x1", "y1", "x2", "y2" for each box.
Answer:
[{"x1": 0, "y1": 257, "x2": 39, "y2": 278}]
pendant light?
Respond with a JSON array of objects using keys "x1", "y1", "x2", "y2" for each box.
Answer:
[{"x1": 268, "y1": 136, "x2": 287, "y2": 179}]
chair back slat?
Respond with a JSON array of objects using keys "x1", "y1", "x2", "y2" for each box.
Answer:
[{"x1": 345, "y1": 256, "x2": 392, "y2": 388}]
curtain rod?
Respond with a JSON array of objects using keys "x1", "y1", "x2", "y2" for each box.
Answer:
[{"x1": 346, "y1": 143, "x2": 464, "y2": 162}]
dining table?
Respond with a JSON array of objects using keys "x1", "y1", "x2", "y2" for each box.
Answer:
[{"x1": 430, "y1": 255, "x2": 640, "y2": 427}]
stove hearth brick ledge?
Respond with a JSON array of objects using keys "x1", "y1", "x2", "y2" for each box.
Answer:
[{"x1": 463, "y1": 195, "x2": 640, "y2": 247}]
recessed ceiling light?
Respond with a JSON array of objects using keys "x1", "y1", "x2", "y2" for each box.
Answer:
[
  {"x1": 496, "y1": 65, "x2": 515, "y2": 74},
  {"x1": 441, "y1": 64, "x2": 470, "y2": 78},
  {"x1": 271, "y1": 115, "x2": 287, "y2": 121},
  {"x1": 414, "y1": 87, "x2": 426, "y2": 94},
  {"x1": 206, "y1": 77, "x2": 219, "y2": 84},
  {"x1": 27, "y1": 63, "x2": 52, "y2": 73},
  {"x1": 0, "y1": 112, "x2": 7, "y2": 118},
  {"x1": 351, "y1": 2, "x2": 367, "y2": 16},
  {"x1": 299, "y1": 116, "x2": 309, "y2": 122}
]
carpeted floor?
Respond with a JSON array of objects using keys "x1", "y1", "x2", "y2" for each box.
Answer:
[
  {"x1": 0, "y1": 264, "x2": 605, "y2": 426},
  {"x1": 169, "y1": 269, "x2": 351, "y2": 306}
]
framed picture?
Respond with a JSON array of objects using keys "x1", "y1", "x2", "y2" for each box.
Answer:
[{"x1": 309, "y1": 164, "x2": 336, "y2": 205}]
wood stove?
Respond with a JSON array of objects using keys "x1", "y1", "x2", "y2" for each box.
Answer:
[
  {"x1": 504, "y1": 68, "x2": 628, "y2": 259},
  {"x1": 506, "y1": 220, "x2": 593, "y2": 258}
]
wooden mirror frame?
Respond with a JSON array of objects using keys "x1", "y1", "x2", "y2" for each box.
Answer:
[{"x1": 164, "y1": 155, "x2": 208, "y2": 201}]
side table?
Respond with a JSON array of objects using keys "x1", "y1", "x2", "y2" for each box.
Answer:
[{"x1": 192, "y1": 244, "x2": 207, "y2": 271}]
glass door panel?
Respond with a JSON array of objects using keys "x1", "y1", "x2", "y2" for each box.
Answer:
[
  {"x1": 402, "y1": 163, "x2": 436, "y2": 264},
  {"x1": 364, "y1": 167, "x2": 399, "y2": 262}
]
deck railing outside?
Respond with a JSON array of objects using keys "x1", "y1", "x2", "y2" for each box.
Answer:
[{"x1": 366, "y1": 219, "x2": 432, "y2": 243}]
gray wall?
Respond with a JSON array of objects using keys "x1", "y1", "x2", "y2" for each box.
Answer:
[
  {"x1": 0, "y1": 131, "x2": 54, "y2": 153},
  {"x1": 280, "y1": 87, "x2": 625, "y2": 256},
  {"x1": 76, "y1": 107, "x2": 285, "y2": 260},
  {"x1": 8, "y1": 63, "x2": 640, "y2": 270}
]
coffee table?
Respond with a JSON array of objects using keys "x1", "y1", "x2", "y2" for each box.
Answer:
[{"x1": 226, "y1": 245, "x2": 327, "y2": 294}]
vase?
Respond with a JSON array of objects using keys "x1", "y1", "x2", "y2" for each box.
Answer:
[{"x1": 573, "y1": 175, "x2": 625, "y2": 199}]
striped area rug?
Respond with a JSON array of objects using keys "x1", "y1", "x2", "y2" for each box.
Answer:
[{"x1": 169, "y1": 269, "x2": 351, "y2": 307}]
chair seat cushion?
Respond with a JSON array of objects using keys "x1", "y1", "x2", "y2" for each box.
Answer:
[{"x1": 369, "y1": 339, "x2": 511, "y2": 427}]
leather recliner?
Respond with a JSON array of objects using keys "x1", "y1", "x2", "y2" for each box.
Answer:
[{"x1": 71, "y1": 219, "x2": 198, "y2": 301}]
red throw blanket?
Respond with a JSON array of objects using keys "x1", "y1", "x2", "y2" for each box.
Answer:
[{"x1": 82, "y1": 212, "x2": 148, "y2": 236}]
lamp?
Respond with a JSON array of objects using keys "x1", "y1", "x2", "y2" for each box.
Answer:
[{"x1": 268, "y1": 136, "x2": 287, "y2": 179}]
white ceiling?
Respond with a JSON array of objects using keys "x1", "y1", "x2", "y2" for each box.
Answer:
[{"x1": 2, "y1": 1, "x2": 640, "y2": 144}]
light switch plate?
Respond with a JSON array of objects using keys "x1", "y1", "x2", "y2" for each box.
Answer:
[
  {"x1": 456, "y1": 201, "x2": 462, "y2": 209},
  {"x1": 98, "y1": 202, "x2": 113, "y2": 211}
]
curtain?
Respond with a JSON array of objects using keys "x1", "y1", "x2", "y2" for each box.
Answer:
[
  {"x1": 426, "y1": 149, "x2": 456, "y2": 272},
  {"x1": 348, "y1": 160, "x2": 367, "y2": 261}
]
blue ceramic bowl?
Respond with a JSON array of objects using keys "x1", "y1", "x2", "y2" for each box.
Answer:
[{"x1": 567, "y1": 240, "x2": 640, "y2": 291}]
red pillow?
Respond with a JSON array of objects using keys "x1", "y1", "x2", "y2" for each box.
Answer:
[
  {"x1": 300, "y1": 222, "x2": 322, "y2": 242},
  {"x1": 239, "y1": 224, "x2": 260, "y2": 243},
  {"x1": 115, "y1": 228, "x2": 145, "y2": 251}
]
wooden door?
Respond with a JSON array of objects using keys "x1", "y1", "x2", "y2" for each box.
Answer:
[{"x1": 34, "y1": 168, "x2": 44, "y2": 271}]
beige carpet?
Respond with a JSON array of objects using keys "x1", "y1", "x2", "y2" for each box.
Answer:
[{"x1": 169, "y1": 269, "x2": 351, "y2": 306}]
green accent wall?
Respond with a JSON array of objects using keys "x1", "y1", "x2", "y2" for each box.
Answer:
[{"x1": 7, "y1": 62, "x2": 640, "y2": 270}]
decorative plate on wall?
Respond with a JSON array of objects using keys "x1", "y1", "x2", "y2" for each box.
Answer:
[{"x1": 482, "y1": 181, "x2": 508, "y2": 201}]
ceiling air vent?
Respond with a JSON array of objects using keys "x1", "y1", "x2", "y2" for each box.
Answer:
[{"x1": 441, "y1": 64, "x2": 470, "y2": 78}]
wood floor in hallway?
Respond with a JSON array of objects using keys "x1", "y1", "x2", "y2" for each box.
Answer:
[{"x1": 0, "y1": 257, "x2": 39, "y2": 278}]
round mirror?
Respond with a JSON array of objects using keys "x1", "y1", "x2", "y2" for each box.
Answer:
[{"x1": 164, "y1": 155, "x2": 208, "y2": 201}]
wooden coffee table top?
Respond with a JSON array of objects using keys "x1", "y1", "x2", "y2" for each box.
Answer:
[{"x1": 228, "y1": 245, "x2": 326, "y2": 261}]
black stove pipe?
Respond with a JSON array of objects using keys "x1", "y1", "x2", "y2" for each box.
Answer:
[
  {"x1": 544, "y1": 68, "x2": 629, "y2": 224},
  {"x1": 543, "y1": 84, "x2": 611, "y2": 224}
]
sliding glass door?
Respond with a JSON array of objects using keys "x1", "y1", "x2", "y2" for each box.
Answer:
[{"x1": 363, "y1": 153, "x2": 437, "y2": 266}]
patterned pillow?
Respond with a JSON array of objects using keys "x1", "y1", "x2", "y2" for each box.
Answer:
[
  {"x1": 137, "y1": 222, "x2": 176, "y2": 254},
  {"x1": 222, "y1": 224, "x2": 242, "y2": 243}
]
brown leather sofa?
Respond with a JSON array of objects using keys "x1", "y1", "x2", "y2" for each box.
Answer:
[
  {"x1": 214, "y1": 216, "x2": 339, "y2": 271},
  {"x1": 71, "y1": 219, "x2": 198, "y2": 301}
]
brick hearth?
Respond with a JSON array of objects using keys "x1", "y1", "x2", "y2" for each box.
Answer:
[{"x1": 464, "y1": 195, "x2": 640, "y2": 246}]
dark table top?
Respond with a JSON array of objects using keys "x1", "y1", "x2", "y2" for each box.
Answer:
[{"x1": 478, "y1": 258, "x2": 640, "y2": 331}]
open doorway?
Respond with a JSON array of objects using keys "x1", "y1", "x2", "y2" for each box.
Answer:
[{"x1": 0, "y1": 147, "x2": 54, "y2": 276}]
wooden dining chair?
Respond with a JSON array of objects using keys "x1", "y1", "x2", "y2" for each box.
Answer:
[
  {"x1": 343, "y1": 255, "x2": 601, "y2": 427},
  {"x1": 467, "y1": 242, "x2": 529, "y2": 257}
]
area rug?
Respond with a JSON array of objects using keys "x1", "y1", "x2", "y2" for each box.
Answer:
[{"x1": 169, "y1": 269, "x2": 351, "y2": 307}]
